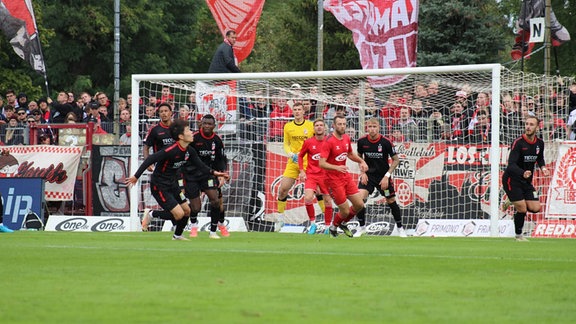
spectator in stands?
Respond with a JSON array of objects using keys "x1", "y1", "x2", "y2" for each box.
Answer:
[
  {"x1": 427, "y1": 108, "x2": 448, "y2": 142},
  {"x1": 414, "y1": 83, "x2": 429, "y2": 106},
  {"x1": 390, "y1": 125, "x2": 405, "y2": 143},
  {"x1": 17, "y1": 93, "x2": 28, "y2": 111},
  {"x1": 454, "y1": 90, "x2": 471, "y2": 112},
  {"x1": 118, "y1": 98, "x2": 128, "y2": 113},
  {"x1": 501, "y1": 93, "x2": 515, "y2": 115},
  {"x1": 468, "y1": 109, "x2": 491, "y2": 144},
  {"x1": 409, "y1": 99, "x2": 428, "y2": 141},
  {"x1": 27, "y1": 100, "x2": 38, "y2": 113},
  {"x1": 39, "y1": 134, "x2": 52, "y2": 145},
  {"x1": 448, "y1": 101, "x2": 469, "y2": 142},
  {"x1": 3, "y1": 117, "x2": 24, "y2": 145},
  {"x1": 159, "y1": 87, "x2": 174, "y2": 104},
  {"x1": 15, "y1": 107, "x2": 28, "y2": 125},
  {"x1": 50, "y1": 92, "x2": 74, "y2": 123},
  {"x1": 83, "y1": 101, "x2": 101, "y2": 123},
  {"x1": 66, "y1": 112, "x2": 78, "y2": 123},
  {"x1": 119, "y1": 123, "x2": 141, "y2": 145},
  {"x1": 302, "y1": 99, "x2": 315, "y2": 120},
  {"x1": 268, "y1": 96, "x2": 292, "y2": 141},
  {"x1": 567, "y1": 108, "x2": 576, "y2": 140},
  {"x1": 569, "y1": 82, "x2": 576, "y2": 113},
  {"x1": 1, "y1": 105, "x2": 13, "y2": 128},
  {"x1": 98, "y1": 105, "x2": 111, "y2": 122},
  {"x1": 4, "y1": 90, "x2": 18, "y2": 109},
  {"x1": 37, "y1": 98, "x2": 50, "y2": 123},
  {"x1": 208, "y1": 30, "x2": 241, "y2": 73},
  {"x1": 250, "y1": 93, "x2": 269, "y2": 139},
  {"x1": 148, "y1": 92, "x2": 159, "y2": 108},
  {"x1": 96, "y1": 92, "x2": 112, "y2": 119},
  {"x1": 397, "y1": 106, "x2": 419, "y2": 142},
  {"x1": 186, "y1": 92, "x2": 198, "y2": 112},
  {"x1": 427, "y1": 80, "x2": 448, "y2": 111},
  {"x1": 119, "y1": 108, "x2": 131, "y2": 124},
  {"x1": 381, "y1": 91, "x2": 404, "y2": 128}
]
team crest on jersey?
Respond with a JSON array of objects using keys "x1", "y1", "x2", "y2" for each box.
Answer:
[
  {"x1": 336, "y1": 145, "x2": 340, "y2": 150},
  {"x1": 536, "y1": 145, "x2": 540, "y2": 155},
  {"x1": 378, "y1": 144, "x2": 382, "y2": 152}
]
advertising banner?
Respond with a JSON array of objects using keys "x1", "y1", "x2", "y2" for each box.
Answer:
[
  {"x1": 0, "y1": 145, "x2": 82, "y2": 201},
  {"x1": 0, "y1": 177, "x2": 44, "y2": 230},
  {"x1": 545, "y1": 142, "x2": 576, "y2": 218}
]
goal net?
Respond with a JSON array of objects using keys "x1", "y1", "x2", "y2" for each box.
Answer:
[{"x1": 129, "y1": 65, "x2": 572, "y2": 237}]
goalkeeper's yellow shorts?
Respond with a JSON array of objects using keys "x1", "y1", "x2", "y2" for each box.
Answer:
[{"x1": 282, "y1": 160, "x2": 301, "y2": 179}]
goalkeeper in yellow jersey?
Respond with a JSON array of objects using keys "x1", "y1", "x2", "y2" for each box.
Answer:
[{"x1": 276, "y1": 102, "x2": 314, "y2": 229}]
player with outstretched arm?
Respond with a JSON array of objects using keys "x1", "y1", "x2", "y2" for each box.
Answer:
[{"x1": 125, "y1": 119, "x2": 228, "y2": 240}]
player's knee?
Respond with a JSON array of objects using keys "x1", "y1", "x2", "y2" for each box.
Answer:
[{"x1": 209, "y1": 200, "x2": 220, "y2": 209}]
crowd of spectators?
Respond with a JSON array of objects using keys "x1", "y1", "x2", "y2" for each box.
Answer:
[{"x1": 2, "y1": 79, "x2": 576, "y2": 148}]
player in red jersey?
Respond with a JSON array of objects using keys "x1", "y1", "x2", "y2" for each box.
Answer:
[
  {"x1": 319, "y1": 115, "x2": 368, "y2": 237},
  {"x1": 298, "y1": 118, "x2": 334, "y2": 234}
]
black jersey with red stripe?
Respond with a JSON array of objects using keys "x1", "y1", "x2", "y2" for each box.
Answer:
[
  {"x1": 357, "y1": 134, "x2": 396, "y2": 177},
  {"x1": 503, "y1": 134, "x2": 545, "y2": 184}
]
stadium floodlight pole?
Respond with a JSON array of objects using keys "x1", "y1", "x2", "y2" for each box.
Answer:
[
  {"x1": 317, "y1": 0, "x2": 324, "y2": 72},
  {"x1": 543, "y1": 0, "x2": 551, "y2": 76},
  {"x1": 113, "y1": 0, "x2": 121, "y2": 139}
]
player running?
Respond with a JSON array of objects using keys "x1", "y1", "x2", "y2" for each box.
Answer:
[
  {"x1": 184, "y1": 114, "x2": 229, "y2": 239},
  {"x1": 126, "y1": 119, "x2": 228, "y2": 240},
  {"x1": 319, "y1": 115, "x2": 368, "y2": 237},
  {"x1": 502, "y1": 116, "x2": 550, "y2": 241},
  {"x1": 298, "y1": 118, "x2": 334, "y2": 234},
  {"x1": 355, "y1": 118, "x2": 407, "y2": 237}
]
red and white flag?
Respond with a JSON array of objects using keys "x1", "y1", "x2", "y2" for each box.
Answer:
[
  {"x1": 0, "y1": 0, "x2": 46, "y2": 74},
  {"x1": 324, "y1": 0, "x2": 419, "y2": 87},
  {"x1": 206, "y1": 0, "x2": 265, "y2": 63}
]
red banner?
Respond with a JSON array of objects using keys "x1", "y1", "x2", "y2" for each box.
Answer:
[
  {"x1": 0, "y1": 0, "x2": 46, "y2": 74},
  {"x1": 206, "y1": 0, "x2": 265, "y2": 63},
  {"x1": 324, "y1": 0, "x2": 418, "y2": 87}
]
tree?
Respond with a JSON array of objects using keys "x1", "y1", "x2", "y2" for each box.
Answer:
[{"x1": 417, "y1": 0, "x2": 510, "y2": 66}]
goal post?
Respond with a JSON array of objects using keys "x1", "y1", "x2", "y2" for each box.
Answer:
[{"x1": 128, "y1": 64, "x2": 564, "y2": 237}]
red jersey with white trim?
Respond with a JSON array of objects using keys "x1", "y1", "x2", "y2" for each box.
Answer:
[
  {"x1": 298, "y1": 136, "x2": 326, "y2": 176},
  {"x1": 320, "y1": 133, "x2": 352, "y2": 181}
]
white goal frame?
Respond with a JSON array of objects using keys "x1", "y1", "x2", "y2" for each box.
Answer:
[{"x1": 129, "y1": 64, "x2": 502, "y2": 235}]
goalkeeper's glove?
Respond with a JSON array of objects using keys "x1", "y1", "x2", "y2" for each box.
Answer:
[{"x1": 291, "y1": 153, "x2": 298, "y2": 163}]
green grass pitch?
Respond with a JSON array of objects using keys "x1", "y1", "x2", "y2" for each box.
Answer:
[{"x1": 2, "y1": 231, "x2": 575, "y2": 323}]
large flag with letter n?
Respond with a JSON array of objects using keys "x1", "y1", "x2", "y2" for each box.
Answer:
[{"x1": 0, "y1": 0, "x2": 46, "y2": 74}]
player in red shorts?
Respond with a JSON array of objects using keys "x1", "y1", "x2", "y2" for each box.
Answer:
[
  {"x1": 298, "y1": 118, "x2": 334, "y2": 235},
  {"x1": 319, "y1": 115, "x2": 368, "y2": 237}
]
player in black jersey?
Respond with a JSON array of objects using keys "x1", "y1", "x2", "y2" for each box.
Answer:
[
  {"x1": 502, "y1": 116, "x2": 550, "y2": 241},
  {"x1": 141, "y1": 103, "x2": 176, "y2": 230},
  {"x1": 126, "y1": 119, "x2": 228, "y2": 240},
  {"x1": 184, "y1": 114, "x2": 229, "y2": 239},
  {"x1": 143, "y1": 103, "x2": 175, "y2": 171},
  {"x1": 355, "y1": 118, "x2": 407, "y2": 237}
]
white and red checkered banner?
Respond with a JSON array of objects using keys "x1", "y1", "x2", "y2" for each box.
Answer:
[{"x1": 0, "y1": 145, "x2": 83, "y2": 201}]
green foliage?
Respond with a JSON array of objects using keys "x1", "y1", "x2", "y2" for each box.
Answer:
[
  {"x1": 1, "y1": 0, "x2": 575, "y2": 98},
  {"x1": 418, "y1": 0, "x2": 509, "y2": 66}
]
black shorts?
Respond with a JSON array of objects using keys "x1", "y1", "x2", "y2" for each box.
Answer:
[
  {"x1": 502, "y1": 174, "x2": 538, "y2": 202},
  {"x1": 151, "y1": 182, "x2": 186, "y2": 212},
  {"x1": 184, "y1": 175, "x2": 220, "y2": 199},
  {"x1": 358, "y1": 174, "x2": 396, "y2": 198}
]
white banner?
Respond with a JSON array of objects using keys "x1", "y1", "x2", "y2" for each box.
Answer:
[
  {"x1": 161, "y1": 216, "x2": 248, "y2": 232},
  {"x1": 45, "y1": 215, "x2": 130, "y2": 232},
  {"x1": 0, "y1": 145, "x2": 83, "y2": 201},
  {"x1": 546, "y1": 142, "x2": 576, "y2": 218},
  {"x1": 414, "y1": 219, "x2": 515, "y2": 237},
  {"x1": 196, "y1": 81, "x2": 237, "y2": 133}
]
